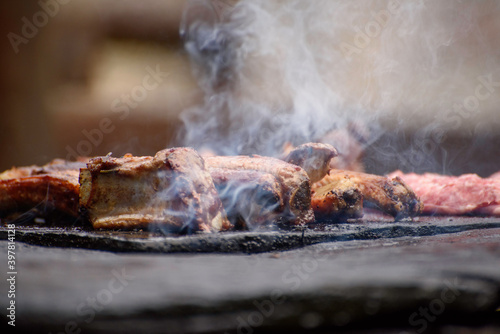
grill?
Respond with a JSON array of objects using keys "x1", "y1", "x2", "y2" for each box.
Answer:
[{"x1": 2, "y1": 216, "x2": 500, "y2": 333}]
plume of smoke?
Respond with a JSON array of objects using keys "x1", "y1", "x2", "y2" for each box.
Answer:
[
  {"x1": 179, "y1": 0, "x2": 500, "y2": 173},
  {"x1": 179, "y1": 0, "x2": 364, "y2": 156}
]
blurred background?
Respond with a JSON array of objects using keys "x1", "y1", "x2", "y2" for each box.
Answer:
[
  {"x1": 0, "y1": 0, "x2": 196, "y2": 170},
  {"x1": 0, "y1": 0, "x2": 499, "y2": 176}
]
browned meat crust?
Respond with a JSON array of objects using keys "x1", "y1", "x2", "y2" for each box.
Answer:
[
  {"x1": 311, "y1": 177, "x2": 363, "y2": 220},
  {"x1": 0, "y1": 159, "x2": 86, "y2": 181},
  {"x1": 282, "y1": 143, "x2": 338, "y2": 183},
  {"x1": 208, "y1": 168, "x2": 283, "y2": 228},
  {"x1": 314, "y1": 170, "x2": 423, "y2": 219},
  {"x1": 205, "y1": 155, "x2": 314, "y2": 225},
  {"x1": 0, "y1": 159, "x2": 86, "y2": 219},
  {"x1": 80, "y1": 148, "x2": 232, "y2": 233}
]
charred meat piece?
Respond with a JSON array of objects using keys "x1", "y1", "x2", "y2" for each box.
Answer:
[
  {"x1": 209, "y1": 168, "x2": 283, "y2": 229},
  {"x1": 0, "y1": 159, "x2": 86, "y2": 221},
  {"x1": 311, "y1": 177, "x2": 363, "y2": 221},
  {"x1": 314, "y1": 170, "x2": 423, "y2": 219},
  {"x1": 80, "y1": 148, "x2": 232, "y2": 233},
  {"x1": 282, "y1": 142, "x2": 338, "y2": 183},
  {"x1": 205, "y1": 155, "x2": 314, "y2": 225}
]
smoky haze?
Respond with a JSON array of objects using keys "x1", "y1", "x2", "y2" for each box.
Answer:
[{"x1": 179, "y1": 0, "x2": 500, "y2": 175}]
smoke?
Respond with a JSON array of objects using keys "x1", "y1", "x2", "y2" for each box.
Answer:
[
  {"x1": 179, "y1": 0, "x2": 500, "y2": 173},
  {"x1": 214, "y1": 177, "x2": 281, "y2": 229},
  {"x1": 179, "y1": 0, "x2": 358, "y2": 156}
]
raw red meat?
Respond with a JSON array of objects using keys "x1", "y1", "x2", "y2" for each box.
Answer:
[
  {"x1": 489, "y1": 171, "x2": 500, "y2": 179},
  {"x1": 388, "y1": 171, "x2": 500, "y2": 216}
]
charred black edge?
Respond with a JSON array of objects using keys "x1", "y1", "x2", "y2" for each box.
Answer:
[
  {"x1": 289, "y1": 180, "x2": 312, "y2": 212},
  {"x1": 312, "y1": 184, "x2": 364, "y2": 221}
]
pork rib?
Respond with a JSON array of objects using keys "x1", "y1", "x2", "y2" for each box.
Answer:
[
  {"x1": 0, "y1": 159, "x2": 86, "y2": 221},
  {"x1": 205, "y1": 155, "x2": 314, "y2": 225},
  {"x1": 209, "y1": 168, "x2": 283, "y2": 228},
  {"x1": 80, "y1": 148, "x2": 232, "y2": 233}
]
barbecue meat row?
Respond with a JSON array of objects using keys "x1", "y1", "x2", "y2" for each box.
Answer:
[{"x1": 0, "y1": 144, "x2": 425, "y2": 232}]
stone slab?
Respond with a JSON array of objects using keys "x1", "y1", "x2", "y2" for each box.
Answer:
[{"x1": 0, "y1": 217, "x2": 499, "y2": 333}]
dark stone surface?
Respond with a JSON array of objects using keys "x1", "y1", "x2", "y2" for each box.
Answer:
[
  {"x1": 1, "y1": 217, "x2": 500, "y2": 333},
  {"x1": 1, "y1": 217, "x2": 500, "y2": 254}
]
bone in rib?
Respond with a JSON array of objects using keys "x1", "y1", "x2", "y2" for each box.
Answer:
[
  {"x1": 205, "y1": 155, "x2": 314, "y2": 225},
  {"x1": 79, "y1": 148, "x2": 232, "y2": 233},
  {"x1": 208, "y1": 168, "x2": 283, "y2": 229}
]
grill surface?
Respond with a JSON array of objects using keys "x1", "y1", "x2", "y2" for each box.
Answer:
[
  {"x1": 1, "y1": 216, "x2": 499, "y2": 253},
  {"x1": 1, "y1": 216, "x2": 500, "y2": 333}
]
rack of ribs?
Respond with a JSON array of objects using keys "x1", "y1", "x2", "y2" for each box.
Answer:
[{"x1": 79, "y1": 148, "x2": 232, "y2": 233}]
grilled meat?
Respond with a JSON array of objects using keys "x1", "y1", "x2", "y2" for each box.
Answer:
[
  {"x1": 205, "y1": 155, "x2": 314, "y2": 225},
  {"x1": 314, "y1": 170, "x2": 423, "y2": 219},
  {"x1": 282, "y1": 142, "x2": 338, "y2": 183},
  {"x1": 283, "y1": 143, "x2": 362, "y2": 221},
  {"x1": 311, "y1": 177, "x2": 363, "y2": 220},
  {"x1": 209, "y1": 168, "x2": 283, "y2": 228},
  {"x1": 0, "y1": 159, "x2": 86, "y2": 221},
  {"x1": 80, "y1": 148, "x2": 232, "y2": 233}
]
